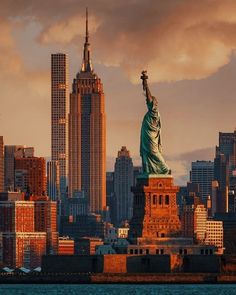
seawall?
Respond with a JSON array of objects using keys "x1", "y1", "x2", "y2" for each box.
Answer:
[{"x1": 0, "y1": 273, "x2": 236, "y2": 284}]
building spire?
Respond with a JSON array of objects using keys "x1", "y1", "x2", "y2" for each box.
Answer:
[
  {"x1": 81, "y1": 8, "x2": 93, "y2": 72},
  {"x1": 86, "y1": 7, "x2": 89, "y2": 43}
]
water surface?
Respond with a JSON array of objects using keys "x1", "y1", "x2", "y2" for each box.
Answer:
[{"x1": 0, "y1": 284, "x2": 236, "y2": 295}]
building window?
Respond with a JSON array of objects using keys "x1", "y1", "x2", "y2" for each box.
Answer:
[
  {"x1": 134, "y1": 249, "x2": 138, "y2": 254},
  {"x1": 165, "y1": 195, "x2": 169, "y2": 205},
  {"x1": 146, "y1": 249, "x2": 149, "y2": 255},
  {"x1": 153, "y1": 195, "x2": 157, "y2": 205},
  {"x1": 160, "y1": 249, "x2": 164, "y2": 255},
  {"x1": 130, "y1": 249, "x2": 133, "y2": 254},
  {"x1": 159, "y1": 195, "x2": 163, "y2": 205},
  {"x1": 179, "y1": 249, "x2": 183, "y2": 255},
  {"x1": 139, "y1": 249, "x2": 143, "y2": 255},
  {"x1": 156, "y1": 249, "x2": 159, "y2": 255}
]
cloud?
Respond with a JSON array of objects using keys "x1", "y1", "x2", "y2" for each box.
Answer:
[
  {"x1": 94, "y1": 0, "x2": 236, "y2": 83},
  {"x1": 166, "y1": 147, "x2": 215, "y2": 170},
  {"x1": 39, "y1": 13, "x2": 101, "y2": 44},
  {"x1": 1, "y1": 0, "x2": 236, "y2": 83},
  {"x1": 165, "y1": 147, "x2": 215, "y2": 185},
  {"x1": 177, "y1": 147, "x2": 215, "y2": 163},
  {"x1": 0, "y1": 18, "x2": 23, "y2": 76},
  {"x1": 0, "y1": 15, "x2": 50, "y2": 156}
]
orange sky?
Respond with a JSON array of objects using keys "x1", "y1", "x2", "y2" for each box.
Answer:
[{"x1": 0, "y1": 0, "x2": 236, "y2": 184}]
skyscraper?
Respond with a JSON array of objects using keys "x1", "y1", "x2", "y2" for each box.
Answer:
[
  {"x1": 69, "y1": 9, "x2": 106, "y2": 213},
  {"x1": 106, "y1": 172, "x2": 115, "y2": 224},
  {"x1": 114, "y1": 146, "x2": 134, "y2": 226},
  {"x1": 0, "y1": 136, "x2": 4, "y2": 192},
  {"x1": 51, "y1": 53, "x2": 69, "y2": 200},
  {"x1": 214, "y1": 153, "x2": 229, "y2": 213},
  {"x1": 217, "y1": 131, "x2": 236, "y2": 188},
  {"x1": 213, "y1": 130, "x2": 236, "y2": 213},
  {"x1": 190, "y1": 160, "x2": 214, "y2": 204},
  {"x1": 218, "y1": 131, "x2": 236, "y2": 172}
]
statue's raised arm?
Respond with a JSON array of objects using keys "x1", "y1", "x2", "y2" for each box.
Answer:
[
  {"x1": 140, "y1": 70, "x2": 170, "y2": 176},
  {"x1": 140, "y1": 70, "x2": 153, "y2": 104}
]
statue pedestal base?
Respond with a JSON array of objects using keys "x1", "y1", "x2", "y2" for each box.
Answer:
[{"x1": 128, "y1": 175, "x2": 181, "y2": 244}]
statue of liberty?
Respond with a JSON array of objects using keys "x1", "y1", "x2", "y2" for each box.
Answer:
[{"x1": 140, "y1": 71, "x2": 170, "y2": 175}]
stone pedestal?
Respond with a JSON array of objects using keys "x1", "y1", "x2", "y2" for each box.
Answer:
[{"x1": 129, "y1": 175, "x2": 181, "y2": 243}]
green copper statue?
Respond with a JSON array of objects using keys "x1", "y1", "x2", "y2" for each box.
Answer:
[{"x1": 140, "y1": 70, "x2": 170, "y2": 175}]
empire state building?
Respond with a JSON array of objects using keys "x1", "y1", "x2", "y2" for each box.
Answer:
[{"x1": 69, "y1": 9, "x2": 106, "y2": 213}]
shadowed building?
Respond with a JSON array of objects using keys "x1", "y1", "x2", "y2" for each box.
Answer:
[
  {"x1": 4, "y1": 145, "x2": 23, "y2": 191},
  {"x1": 114, "y1": 146, "x2": 134, "y2": 226},
  {"x1": 133, "y1": 166, "x2": 142, "y2": 186},
  {"x1": 214, "y1": 130, "x2": 236, "y2": 213},
  {"x1": 51, "y1": 53, "x2": 69, "y2": 201},
  {"x1": 4, "y1": 146, "x2": 34, "y2": 192},
  {"x1": 214, "y1": 154, "x2": 229, "y2": 213},
  {"x1": 0, "y1": 137, "x2": 3, "y2": 192},
  {"x1": 69, "y1": 9, "x2": 106, "y2": 213},
  {"x1": 47, "y1": 160, "x2": 60, "y2": 201},
  {"x1": 106, "y1": 172, "x2": 115, "y2": 225},
  {"x1": 190, "y1": 161, "x2": 214, "y2": 205},
  {"x1": 215, "y1": 212, "x2": 236, "y2": 254},
  {"x1": 76, "y1": 237, "x2": 103, "y2": 255},
  {"x1": 65, "y1": 191, "x2": 89, "y2": 217},
  {"x1": 61, "y1": 214, "x2": 106, "y2": 240}
]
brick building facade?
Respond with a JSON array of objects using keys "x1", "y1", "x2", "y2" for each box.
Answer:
[{"x1": 15, "y1": 157, "x2": 46, "y2": 196}]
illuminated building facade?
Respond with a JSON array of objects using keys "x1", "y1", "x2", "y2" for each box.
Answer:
[{"x1": 69, "y1": 10, "x2": 106, "y2": 213}]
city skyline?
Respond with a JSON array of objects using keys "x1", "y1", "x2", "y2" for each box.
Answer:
[{"x1": 0, "y1": 1, "x2": 236, "y2": 185}]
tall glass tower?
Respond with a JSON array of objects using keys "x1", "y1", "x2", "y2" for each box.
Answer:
[{"x1": 51, "y1": 53, "x2": 69, "y2": 200}]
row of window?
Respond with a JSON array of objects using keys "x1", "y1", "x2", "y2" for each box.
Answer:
[
  {"x1": 129, "y1": 248, "x2": 214, "y2": 255},
  {"x1": 129, "y1": 249, "x2": 165, "y2": 255},
  {"x1": 135, "y1": 195, "x2": 170, "y2": 205}
]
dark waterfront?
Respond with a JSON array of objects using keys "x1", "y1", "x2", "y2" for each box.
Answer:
[{"x1": 1, "y1": 284, "x2": 236, "y2": 295}]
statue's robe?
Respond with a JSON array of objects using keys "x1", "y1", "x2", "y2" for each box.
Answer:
[{"x1": 140, "y1": 96, "x2": 169, "y2": 175}]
